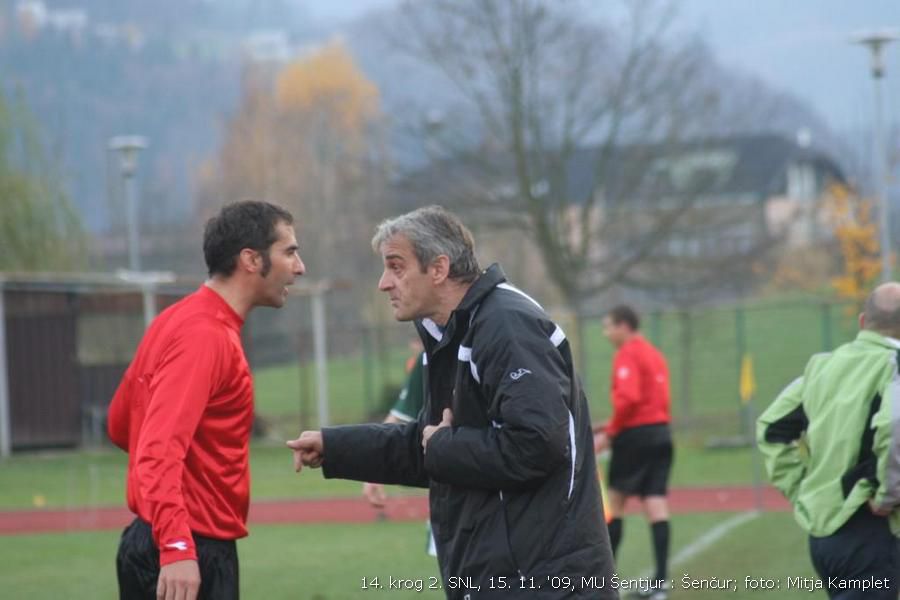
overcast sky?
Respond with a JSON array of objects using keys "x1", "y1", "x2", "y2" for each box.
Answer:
[{"x1": 304, "y1": 0, "x2": 900, "y2": 136}]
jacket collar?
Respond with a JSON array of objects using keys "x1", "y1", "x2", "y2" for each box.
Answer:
[
  {"x1": 456, "y1": 263, "x2": 507, "y2": 312},
  {"x1": 418, "y1": 263, "x2": 507, "y2": 350},
  {"x1": 856, "y1": 329, "x2": 900, "y2": 349}
]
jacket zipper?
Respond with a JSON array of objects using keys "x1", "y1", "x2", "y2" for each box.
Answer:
[{"x1": 498, "y1": 490, "x2": 525, "y2": 579}]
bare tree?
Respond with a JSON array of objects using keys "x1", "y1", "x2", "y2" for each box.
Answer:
[
  {"x1": 616, "y1": 199, "x2": 782, "y2": 418},
  {"x1": 384, "y1": 0, "x2": 746, "y2": 358}
]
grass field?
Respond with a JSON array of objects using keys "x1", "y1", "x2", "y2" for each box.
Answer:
[
  {"x1": 0, "y1": 442, "x2": 761, "y2": 511},
  {"x1": 0, "y1": 512, "x2": 818, "y2": 599},
  {"x1": 0, "y1": 443, "x2": 807, "y2": 599},
  {"x1": 0, "y1": 445, "x2": 384, "y2": 510},
  {"x1": 0, "y1": 297, "x2": 850, "y2": 598},
  {"x1": 579, "y1": 300, "x2": 858, "y2": 431},
  {"x1": 252, "y1": 298, "x2": 859, "y2": 445},
  {"x1": 253, "y1": 346, "x2": 411, "y2": 431}
]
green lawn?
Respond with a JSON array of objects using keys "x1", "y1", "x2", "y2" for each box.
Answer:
[
  {"x1": 251, "y1": 298, "x2": 858, "y2": 446},
  {"x1": 0, "y1": 522, "x2": 443, "y2": 599},
  {"x1": 667, "y1": 511, "x2": 819, "y2": 599},
  {"x1": 0, "y1": 512, "x2": 817, "y2": 599},
  {"x1": 0, "y1": 441, "x2": 765, "y2": 511},
  {"x1": 253, "y1": 347, "x2": 411, "y2": 432},
  {"x1": 612, "y1": 511, "x2": 817, "y2": 600},
  {"x1": 0, "y1": 445, "x2": 395, "y2": 510},
  {"x1": 0, "y1": 297, "x2": 855, "y2": 598},
  {"x1": 580, "y1": 300, "x2": 858, "y2": 434}
]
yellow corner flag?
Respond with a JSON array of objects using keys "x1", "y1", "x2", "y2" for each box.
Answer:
[{"x1": 739, "y1": 353, "x2": 756, "y2": 405}]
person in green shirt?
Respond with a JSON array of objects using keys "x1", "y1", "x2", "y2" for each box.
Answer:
[
  {"x1": 361, "y1": 347, "x2": 436, "y2": 556},
  {"x1": 362, "y1": 349, "x2": 425, "y2": 505},
  {"x1": 758, "y1": 282, "x2": 900, "y2": 599}
]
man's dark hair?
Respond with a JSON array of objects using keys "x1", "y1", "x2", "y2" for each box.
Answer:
[
  {"x1": 203, "y1": 201, "x2": 294, "y2": 277},
  {"x1": 608, "y1": 305, "x2": 640, "y2": 331}
]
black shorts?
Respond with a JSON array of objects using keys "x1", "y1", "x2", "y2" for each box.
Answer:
[
  {"x1": 116, "y1": 518, "x2": 239, "y2": 600},
  {"x1": 608, "y1": 423, "x2": 673, "y2": 497}
]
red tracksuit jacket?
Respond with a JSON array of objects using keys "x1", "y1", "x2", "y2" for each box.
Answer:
[
  {"x1": 108, "y1": 285, "x2": 254, "y2": 566},
  {"x1": 605, "y1": 335, "x2": 671, "y2": 437}
]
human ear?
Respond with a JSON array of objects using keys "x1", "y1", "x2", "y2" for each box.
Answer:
[
  {"x1": 430, "y1": 255, "x2": 450, "y2": 285},
  {"x1": 238, "y1": 248, "x2": 261, "y2": 273}
]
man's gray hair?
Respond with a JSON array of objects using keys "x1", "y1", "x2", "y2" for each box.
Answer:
[
  {"x1": 371, "y1": 206, "x2": 481, "y2": 283},
  {"x1": 863, "y1": 282, "x2": 900, "y2": 338}
]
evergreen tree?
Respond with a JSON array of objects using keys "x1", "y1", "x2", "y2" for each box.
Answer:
[{"x1": 0, "y1": 89, "x2": 87, "y2": 271}]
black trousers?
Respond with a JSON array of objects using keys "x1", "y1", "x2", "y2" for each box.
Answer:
[
  {"x1": 116, "y1": 518, "x2": 239, "y2": 600},
  {"x1": 808, "y1": 507, "x2": 899, "y2": 600}
]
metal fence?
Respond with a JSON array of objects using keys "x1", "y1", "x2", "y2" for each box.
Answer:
[
  {"x1": 0, "y1": 273, "x2": 356, "y2": 455},
  {"x1": 576, "y1": 299, "x2": 859, "y2": 441},
  {"x1": 0, "y1": 271, "x2": 861, "y2": 453},
  {"x1": 247, "y1": 295, "x2": 860, "y2": 442}
]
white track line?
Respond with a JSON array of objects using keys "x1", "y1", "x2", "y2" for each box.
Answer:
[{"x1": 640, "y1": 511, "x2": 760, "y2": 578}]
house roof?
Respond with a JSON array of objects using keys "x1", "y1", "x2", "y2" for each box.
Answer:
[
  {"x1": 394, "y1": 133, "x2": 847, "y2": 208},
  {"x1": 563, "y1": 133, "x2": 846, "y2": 205}
]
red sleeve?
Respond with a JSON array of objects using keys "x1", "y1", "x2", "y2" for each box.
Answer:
[
  {"x1": 605, "y1": 351, "x2": 641, "y2": 437},
  {"x1": 134, "y1": 323, "x2": 226, "y2": 566},
  {"x1": 107, "y1": 370, "x2": 132, "y2": 451}
]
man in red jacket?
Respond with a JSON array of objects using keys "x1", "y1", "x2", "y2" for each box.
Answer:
[
  {"x1": 107, "y1": 200, "x2": 305, "y2": 600},
  {"x1": 594, "y1": 305, "x2": 672, "y2": 600}
]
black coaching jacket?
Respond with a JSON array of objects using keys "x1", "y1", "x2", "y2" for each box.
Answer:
[{"x1": 322, "y1": 264, "x2": 617, "y2": 599}]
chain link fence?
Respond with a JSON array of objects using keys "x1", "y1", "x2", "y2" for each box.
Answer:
[
  {"x1": 577, "y1": 299, "x2": 859, "y2": 442},
  {"x1": 0, "y1": 272, "x2": 861, "y2": 452}
]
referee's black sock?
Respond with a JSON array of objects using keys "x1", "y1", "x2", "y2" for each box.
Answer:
[
  {"x1": 607, "y1": 518, "x2": 623, "y2": 557},
  {"x1": 651, "y1": 520, "x2": 670, "y2": 582}
]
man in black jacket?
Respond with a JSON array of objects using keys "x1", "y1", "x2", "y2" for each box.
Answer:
[{"x1": 288, "y1": 206, "x2": 617, "y2": 599}]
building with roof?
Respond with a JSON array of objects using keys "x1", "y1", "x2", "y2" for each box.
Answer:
[{"x1": 392, "y1": 133, "x2": 847, "y2": 306}]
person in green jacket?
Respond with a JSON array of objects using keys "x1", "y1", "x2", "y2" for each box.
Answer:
[{"x1": 758, "y1": 282, "x2": 900, "y2": 599}]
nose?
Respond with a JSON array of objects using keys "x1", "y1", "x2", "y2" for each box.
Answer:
[
  {"x1": 294, "y1": 255, "x2": 306, "y2": 276},
  {"x1": 377, "y1": 270, "x2": 392, "y2": 291}
]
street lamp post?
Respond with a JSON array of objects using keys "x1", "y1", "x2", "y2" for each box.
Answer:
[
  {"x1": 852, "y1": 31, "x2": 898, "y2": 282},
  {"x1": 109, "y1": 136, "x2": 148, "y2": 272},
  {"x1": 109, "y1": 135, "x2": 162, "y2": 327}
]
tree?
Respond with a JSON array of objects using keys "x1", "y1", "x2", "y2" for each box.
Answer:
[
  {"x1": 197, "y1": 40, "x2": 387, "y2": 285},
  {"x1": 0, "y1": 89, "x2": 86, "y2": 271},
  {"x1": 385, "y1": 0, "x2": 775, "y2": 362},
  {"x1": 827, "y1": 183, "x2": 881, "y2": 312}
]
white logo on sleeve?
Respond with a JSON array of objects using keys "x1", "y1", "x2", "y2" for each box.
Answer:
[
  {"x1": 617, "y1": 366, "x2": 630, "y2": 380},
  {"x1": 510, "y1": 368, "x2": 532, "y2": 381},
  {"x1": 165, "y1": 540, "x2": 189, "y2": 552}
]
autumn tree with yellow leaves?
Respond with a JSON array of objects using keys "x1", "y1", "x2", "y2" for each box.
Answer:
[
  {"x1": 196, "y1": 40, "x2": 387, "y2": 286},
  {"x1": 827, "y1": 183, "x2": 882, "y2": 310}
]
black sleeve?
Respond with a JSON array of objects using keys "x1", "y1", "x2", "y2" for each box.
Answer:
[
  {"x1": 424, "y1": 310, "x2": 571, "y2": 491},
  {"x1": 320, "y1": 420, "x2": 429, "y2": 488}
]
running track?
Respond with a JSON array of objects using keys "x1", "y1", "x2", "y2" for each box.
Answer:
[{"x1": 0, "y1": 486, "x2": 789, "y2": 536}]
